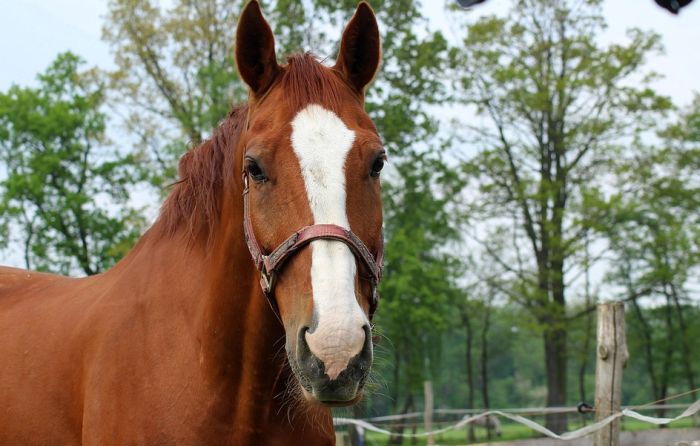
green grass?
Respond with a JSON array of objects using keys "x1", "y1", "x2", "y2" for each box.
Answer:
[
  {"x1": 350, "y1": 416, "x2": 699, "y2": 446},
  {"x1": 620, "y1": 416, "x2": 694, "y2": 432}
]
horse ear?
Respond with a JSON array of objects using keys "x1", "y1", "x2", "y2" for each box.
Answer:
[
  {"x1": 334, "y1": 2, "x2": 381, "y2": 94},
  {"x1": 235, "y1": 1, "x2": 279, "y2": 96}
]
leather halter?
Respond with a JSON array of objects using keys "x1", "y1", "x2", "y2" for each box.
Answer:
[{"x1": 242, "y1": 172, "x2": 384, "y2": 320}]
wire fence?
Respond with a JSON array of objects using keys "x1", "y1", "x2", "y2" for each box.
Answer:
[{"x1": 333, "y1": 388, "x2": 700, "y2": 441}]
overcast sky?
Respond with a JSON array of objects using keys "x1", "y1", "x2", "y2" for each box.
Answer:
[{"x1": 1, "y1": 0, "x2": 699, "y2": 106}]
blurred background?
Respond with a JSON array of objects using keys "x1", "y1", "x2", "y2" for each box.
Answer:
[{"x1": 1, "y1": 0, "x2": 699, "y2": 444}]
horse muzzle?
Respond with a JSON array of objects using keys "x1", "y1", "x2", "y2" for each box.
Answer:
[{"x1": 290, "y1": 325, "x2": 373, "y2": 406}]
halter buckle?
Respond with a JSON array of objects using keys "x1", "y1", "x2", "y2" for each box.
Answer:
[
  {"x1": 260, "y1": 273, "x2": 272, "y2": 295},
  {"x1": 259, "y1": 255, "x2": 273, "y2": 294}
]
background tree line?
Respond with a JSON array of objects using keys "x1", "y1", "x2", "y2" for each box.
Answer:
[{"x1": 1, "y1": 0, "x2": 698, "y2": 440}]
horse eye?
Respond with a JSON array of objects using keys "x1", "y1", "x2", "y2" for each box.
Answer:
[
  {"x1": 370, "y1": 157, "x2": 385, "y2": 178},
  {"x1": 246, "y1": 159, "x2": 267, "y2": 182}
]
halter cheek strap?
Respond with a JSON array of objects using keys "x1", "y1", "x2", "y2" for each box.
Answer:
[{"x1": 242, "y1": 172, "x2": 384, "y2": 319}]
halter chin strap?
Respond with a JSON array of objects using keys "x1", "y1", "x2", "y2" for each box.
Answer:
[{"x1": 242, "y1": 173, "x2": 384, "y2": 320}]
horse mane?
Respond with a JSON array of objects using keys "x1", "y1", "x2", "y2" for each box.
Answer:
[
  {"x1": 154, "y1": 53, "x2": 347, "y2": 242},
  {"x1": 154, "y1": 104, "x2": 245, "y2": 242}
]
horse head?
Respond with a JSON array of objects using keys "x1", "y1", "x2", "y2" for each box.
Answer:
[{"x1": 235, "y1": 0, "x2": 384, "y2": 406}]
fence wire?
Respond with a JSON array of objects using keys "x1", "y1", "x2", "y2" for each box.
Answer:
[{"x1": 334, "y1": 396, "x2": 700, "y2": 440}]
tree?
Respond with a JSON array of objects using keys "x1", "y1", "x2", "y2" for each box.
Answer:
[
  {"x1": 452, "y1": 0, "x2": 671, "y2": 431},
  {"x1": 377, "y1": 147, "x2": 465, "y2": 441},
  {"x1": 590, "y1": 98, "x2": 700, "y2": 416},
  {"x1": 103, "y1": 0, "x2": 248, "y2": 186},
  {"x1": 0, "y1": 52, "x2": 146, "y2": 275}
]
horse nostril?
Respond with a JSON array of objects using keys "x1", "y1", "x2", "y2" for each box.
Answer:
[{"x1": 296, "y1": 326, "x2": 312, "y2": 357}]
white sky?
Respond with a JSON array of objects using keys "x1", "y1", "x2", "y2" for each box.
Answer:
[{"x1": 1, "y1": 0, "x2": 699, "y2": 105}]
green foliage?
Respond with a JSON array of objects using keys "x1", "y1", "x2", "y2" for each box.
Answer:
[
  {"x1": 0, "y1": 52, "x2": 147, "y2": 275},
  {"x1": 355, "y1": 0, "x2": 463, "y2": 402},
  {"x1": 103, "y1": 0, "x2": 248, "y2": 186},
  {"x1": 377, "y1": 147, "x2": 465, "y2": 394},
  {"x1": 451, "y1": 0, "x2": 673, "y2": 427},
  {"x1": 585, "y1": 100, "x2": 700, "y2": 404}
]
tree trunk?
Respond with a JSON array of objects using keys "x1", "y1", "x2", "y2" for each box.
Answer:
[
  {"x1": 668, "y1": 282, "x2": 696, "y2": 391},
  {"x1": 463, "y1": 312, "x2": 476, "y2": 442},
  {"x1": 544, "y1": 220, "x2": 569, "y2": 433},
  {"x1": 658, "y1": 291, "x2": 675, "y2": 422},
  {"x1": 579, "y1": 236, "x2": 593, "y2": 405},
  {"x1": 579, "y1": 302, "x2": 593, "y2": 402},
  {"x1": 388, "y1": 349, "x2": 403, "y2": 444},
  {"x1": 577, "y1": 302, "x2": 594, "y2": 427},
  {"x1": 392, "y1": 349, "x2": 401, "y2": 413},
  {"x1": 480, "y1": 296, "x2": 492, "y2": 439},
  {"x1": 544, "y1": 325, "x2": 568, "y2": 433},
  {"x1": 389, "y1": 394, "x2": 414, "y2": 446},
  {"x1": 349, "y1": 400, "x2": 364, "y2": 446},
  {"x1": 631, "y1": 297, "x2": 661, "y2": 417}
]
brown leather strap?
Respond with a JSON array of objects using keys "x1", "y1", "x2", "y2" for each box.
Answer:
[
  {"x1": 242, "y1": 172, "x2": 383, "y2": 319},
  {"x1": 242, "y1": 174, "x2": 265, "y2": 270}
]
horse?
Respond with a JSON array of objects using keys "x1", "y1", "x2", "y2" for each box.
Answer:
[{"x1": 0, "y1": 1, "x2": 384, "y2": 444}]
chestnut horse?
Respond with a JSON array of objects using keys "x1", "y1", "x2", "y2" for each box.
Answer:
[{"x1": 0, "y1": 2, "x2": 384, "y2": 444}]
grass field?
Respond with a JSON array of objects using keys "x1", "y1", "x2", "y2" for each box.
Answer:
[{"x1": 350, "y1": 416, "x2": 699, "y2": 445}]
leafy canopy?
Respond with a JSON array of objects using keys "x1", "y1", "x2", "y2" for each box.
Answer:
[{"x1": 0, "y1": 52, "x2": 147, "y2": 275}]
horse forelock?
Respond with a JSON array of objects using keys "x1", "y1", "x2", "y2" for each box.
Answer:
[{"x1": 279, "y1": 52, "x2": 350, "y2": 114}]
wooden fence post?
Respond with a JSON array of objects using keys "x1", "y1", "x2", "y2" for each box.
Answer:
[
  {"x1": 594, "y1": 302, "x2": 629, "y2": 446},
  {"x1": 424, "y1": 380, "x2": 435, "y2": 446}
]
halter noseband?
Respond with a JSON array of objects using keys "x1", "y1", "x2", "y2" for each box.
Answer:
[{"x1": 242, "y1": 172, "x2": 384, "y2": 320}]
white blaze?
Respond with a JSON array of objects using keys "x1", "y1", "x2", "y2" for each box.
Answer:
[{"x1": 290, "y1": 104, "x2": 368, "y2": 380}]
